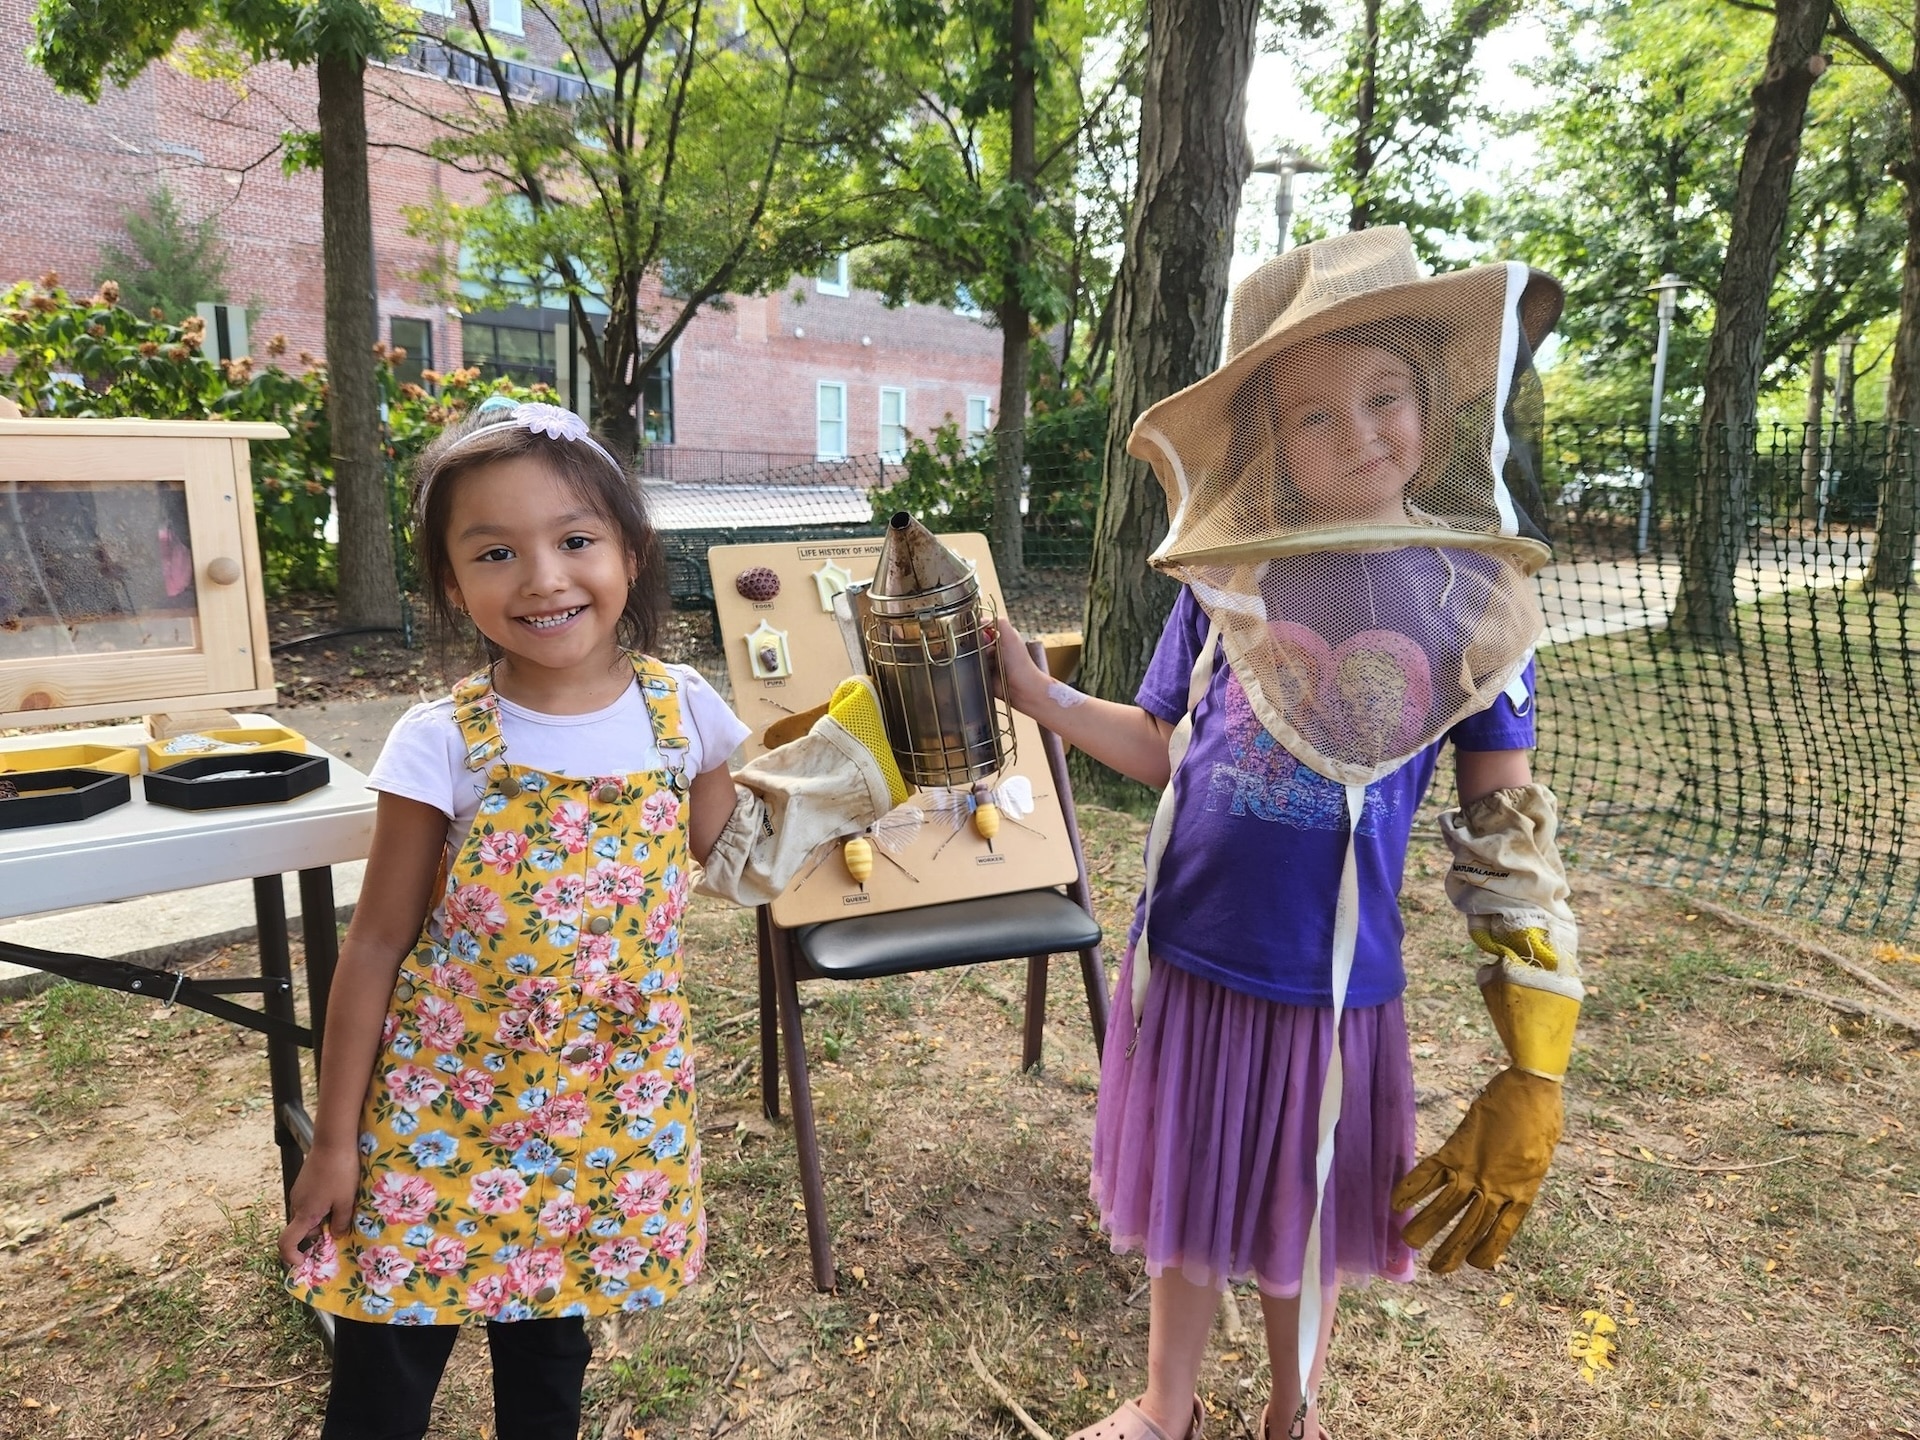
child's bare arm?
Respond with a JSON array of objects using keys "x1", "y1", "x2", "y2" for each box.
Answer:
[
  {"x1": 688, "y1": 763, "x2": 738, "y2": 864},
  {"x1": 990, "y1": 619, "x2": 1176, "y2": 789},
  {"x1": 1455, "y1": 747, "x2": 1533, "y2": 804},
  {"x1": 278, "y1": 793, "x2": 444, "y2": 1264}
]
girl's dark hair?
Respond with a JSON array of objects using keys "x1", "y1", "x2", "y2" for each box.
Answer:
[{"x1": 409, "y1": 406, "x2": 665, "y2": 658}]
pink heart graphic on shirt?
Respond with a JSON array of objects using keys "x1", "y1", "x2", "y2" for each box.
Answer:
[{"x1": 1266, "y1": 620, "x2": 1436, "y2": 761}]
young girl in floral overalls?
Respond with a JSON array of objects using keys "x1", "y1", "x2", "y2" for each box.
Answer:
[{"x1": 279, "y1": 400, "x2": 904, "y2": 1439}]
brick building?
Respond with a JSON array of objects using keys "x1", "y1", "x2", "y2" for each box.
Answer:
[{"x1": 0, "y1": 0, "x2": 1003, "y2": 460}]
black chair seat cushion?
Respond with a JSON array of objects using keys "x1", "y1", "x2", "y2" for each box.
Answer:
[{"x1": 791, "y1": 889, "x2": 1103, "y2": 980}]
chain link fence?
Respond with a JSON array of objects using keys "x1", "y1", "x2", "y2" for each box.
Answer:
[{"x1": 645, "y1": 417, "x2": 1920, "y2": 941}]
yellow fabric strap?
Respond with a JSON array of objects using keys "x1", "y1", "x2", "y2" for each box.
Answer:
[{"x1": 826, "y1": 677, "x2": 910, "y2": 807}]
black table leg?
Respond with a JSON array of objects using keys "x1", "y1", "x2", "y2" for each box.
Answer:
[
  {"x1": 253, "y1": 875, "x2": 306, "y2": 1210},
  {"x1": 296, "y1": 867, "x2": 339, "y2": 1070}
]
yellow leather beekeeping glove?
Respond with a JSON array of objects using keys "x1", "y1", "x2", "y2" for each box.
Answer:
[
  {"x1": 699, "y1": 677, "x2": 910, "y2": 906},
  {"x1": 1393, "y1": 782, "x2": 1582, "y2": 1273}
]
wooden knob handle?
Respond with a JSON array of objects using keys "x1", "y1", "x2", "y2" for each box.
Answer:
[{"x1": 206, "y1": 556, "x2": 242, "y2": 585}]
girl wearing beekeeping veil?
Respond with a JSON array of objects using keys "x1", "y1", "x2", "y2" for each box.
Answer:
[{"x1": 993, "y1": 227, "x2": 1580, "y2": 1440}]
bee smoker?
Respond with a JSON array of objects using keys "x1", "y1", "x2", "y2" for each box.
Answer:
[{"x1": 861, "y1": 511, "x2": 1014, "y2": 788}]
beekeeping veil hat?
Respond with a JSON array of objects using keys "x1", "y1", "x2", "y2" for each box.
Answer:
[
  {"x1": 1130, "y1": 225, "x2": 1563, "y2": 787},
  {"x1": 1122, "y1": 229, "x2": 1562, "y2": 1429}
]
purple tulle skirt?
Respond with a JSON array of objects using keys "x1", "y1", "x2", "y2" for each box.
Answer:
[{"x1": 1090, "y1": 945, "x2": 1418, "y2": 1296}]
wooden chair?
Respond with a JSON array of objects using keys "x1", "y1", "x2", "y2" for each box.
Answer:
[{"x1": 753, "y1": 655, "x2": 1109, "y2": 1289}]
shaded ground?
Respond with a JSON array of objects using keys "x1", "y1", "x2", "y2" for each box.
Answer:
[{"x1": 2, "y1": 804, "x2": 1917, "y2": 1439}]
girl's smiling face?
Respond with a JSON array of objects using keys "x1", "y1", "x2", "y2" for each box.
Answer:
[
  {"x1": 1272, "y1": 339, "x2": 1425, "y2": 525},
  {"x1": 443, "y1": 454, "x2": 637, "y2": 704}
]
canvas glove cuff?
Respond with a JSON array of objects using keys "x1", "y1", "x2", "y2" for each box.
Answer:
[
  {"x1": 699, "y1": 678, "x2": 909, "y2": 906},
  {"x1": 1440, "y1": 781, "x2": 1582, "y2": 1079}
]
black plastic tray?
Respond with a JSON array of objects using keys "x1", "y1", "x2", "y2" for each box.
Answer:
[
  {"x1": 0, "y1": 767, "x2": 134, "y2": 829},
  {"x1": 142, "y1": 751, "x2": 331, "y2": 811}
]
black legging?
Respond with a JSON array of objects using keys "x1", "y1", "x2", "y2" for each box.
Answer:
[{"x1": 321, "y1": 1315, "x2": 592, "y2": 1440}]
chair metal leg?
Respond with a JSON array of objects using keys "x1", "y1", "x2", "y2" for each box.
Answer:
[
  {"x1": 253, "y1": 875, "x2": 306, "y2": 1210},
  {"x1": 296, "y1": 867, "x2": 339, "y2": 1070},
  {"x1": 1078, "y1": 946, "x2": 1110, "y2": 1060},
  {"x1": 1021, "y1": 953, "x2": 1050, "y2": 1071},
  {"x1": 769, "y1": 926, "x2": 835, "y2": 1290},
  {"x1": 755, "y1": 906, "x2": 781, "y2": 1121}
]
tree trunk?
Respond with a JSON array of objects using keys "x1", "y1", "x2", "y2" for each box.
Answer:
[
  {"x1": 1075, "y1": 0, "x2": 1259, "y2": 799},
  {"x1": 992, "y1": 0, "x2": 1038, "y2": 588},
  {"x1": 318, "y1": 54, "x2": 400, "y2": 628},
  {"x1": 1868, "y1": 103, "x2": 1920, "y2": 591},
  {"x1": 1800, "y1": 345, "x2": 1825, "y2": 519},
  {"x1": 1671, "y1": 1, "x2": 1828, "y2": 646},
  {"x1": 1350, "y1": 0, "x2": 1381, "y2": 231}
]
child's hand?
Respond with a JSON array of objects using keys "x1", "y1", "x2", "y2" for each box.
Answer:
[
  {"x1": 985, "y1": 617, "x2": 1049, "y2": 714},
  {"x1": 278, "y1": 1139, "x2": 362, "y2": 1268}
]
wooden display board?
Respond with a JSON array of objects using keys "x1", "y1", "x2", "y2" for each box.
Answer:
[
  {"x1": 1, "y1": 418, "x2": 287, "y2": 728},
  {"x1": 709, "y1": 535, "x2": 1079, "y2": 928}
]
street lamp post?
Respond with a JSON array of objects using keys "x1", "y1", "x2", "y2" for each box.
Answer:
[
  {"x1": 1637, "y1": 272, "x2": 1687, "y2": 555},
  {"x1": 1251, "y1": 147, "x2": 1327, "y2": 253}
]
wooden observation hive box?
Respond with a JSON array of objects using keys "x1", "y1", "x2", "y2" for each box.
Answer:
[{"x1": 0, "y1": 417, "x2": 290, "y2": 729}]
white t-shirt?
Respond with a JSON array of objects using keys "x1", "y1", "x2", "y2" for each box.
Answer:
[{"x1": 367, "y1": 666, "x2": 750, "y2": 862}]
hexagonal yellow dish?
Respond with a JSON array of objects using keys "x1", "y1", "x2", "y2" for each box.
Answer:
[
  {"x1": 144, "y1": 725, "x2": 308, "y2": 771},
  {"x1": 0, "y1": 743, "x2": 142, "y2": 777}
]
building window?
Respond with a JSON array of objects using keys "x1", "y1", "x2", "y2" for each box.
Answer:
[
  {"x1": 464, "y1": 318, "x2": 556, "y2": 387},
  {"x1": 816, "y1": 255, "x2": 850, "y2": 298},
  {"x1": 816, "y1": 381, "x2": 847, "y2": 460},
  {"x1": 642, "y1": 347, "x2": 674, "y2": 446},
  {"x1": 412, "y1": 0, "x2": 453, "y2": 16},
  {"x1": 965, "y1": 394, "x2": 992, "y2": 451},
  {"x1": 878, "y1": 387, "x2": 907, "y2": 462},
  {"x1": 489, "y1": 0, "x2": 523, "y2": 33},
  {"x1": 389, "y1": 316, "x2": 434, "y2": 390},
  {"x1": 195, "y1": 302, "x2": 249, "y2": 364}
]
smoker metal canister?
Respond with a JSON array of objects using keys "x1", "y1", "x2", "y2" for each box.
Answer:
[{"x1": 862, "y1": 511, "x2": 1012, "y2": 787}]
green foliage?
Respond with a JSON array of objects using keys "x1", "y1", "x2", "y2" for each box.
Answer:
[
  {"x1": 854, "y1": 0, "x2": 1140, "y2": 380},
  {"x1": 30, "y1": 0, "x2": 406, "y2": 101},
  {"x1": 1291, "y1": 0, "x2": 1521, "y2": 257},
  {"x1": 0, "y1": 275, "x2": 549, "y2": 597},
  {"x1": 1498, "y1": 0, "x2": 1903, "y2": 420},
  {"x1": 874, "y1": 386, "x2": 1107, "y2": 566},
  {"x1": 408, "y1": 0, "x2": 888, "y2": 453},
  {"x1": 95, "y1": 185, "x2": 232, "y2": 320}
]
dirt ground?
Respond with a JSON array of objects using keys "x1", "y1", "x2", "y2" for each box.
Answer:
[
  {"x1": 2, "y1": 798, "x2": 1918, "y2": 1439},
  {"x1": 4, "y1": 595, "x2": 1918, "y2": 1437}
]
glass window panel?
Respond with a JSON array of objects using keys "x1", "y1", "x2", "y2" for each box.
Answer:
[{"x1": 0, "y1": 479, "x2": 199, "y2": 660}]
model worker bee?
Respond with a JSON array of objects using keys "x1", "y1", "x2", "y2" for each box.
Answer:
[{"x1": 993, "y1": 227, "x2": 1579, "y2": 1440}]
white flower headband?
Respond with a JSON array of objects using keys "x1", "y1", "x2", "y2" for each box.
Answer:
[{"x1": 437, "y1": 396, "x2": 623, "y2": 473}]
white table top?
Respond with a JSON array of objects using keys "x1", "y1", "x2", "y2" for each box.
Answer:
[{"x1": 0, "y1": 717, "x2": 376, "y2": 921}]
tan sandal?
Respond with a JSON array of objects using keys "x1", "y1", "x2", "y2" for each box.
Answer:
[{"x1": 1067, "y1": 1396, "x2": 1205, "y2": 1440}]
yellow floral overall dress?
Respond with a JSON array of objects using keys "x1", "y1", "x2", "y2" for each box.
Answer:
[{"x1": 290, "y1": 657, "x2": 705, "y2": 1324}]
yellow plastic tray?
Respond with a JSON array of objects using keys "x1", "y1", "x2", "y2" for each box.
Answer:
[
  {"x1": 0, "y1": 742, "x2": 142, "y2": 776},
  {"x1": 144, "y1": 725, "x2": 308, "y2": 771}
]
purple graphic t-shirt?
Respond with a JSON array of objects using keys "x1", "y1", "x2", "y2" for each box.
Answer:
[{"x1": 1128, "y1": 582, "x2": 1536, "y2": 1008}]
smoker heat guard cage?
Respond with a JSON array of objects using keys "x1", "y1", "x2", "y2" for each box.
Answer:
[{"x1": 862, "y1": 576, "x2": 1016, "y2": 789}]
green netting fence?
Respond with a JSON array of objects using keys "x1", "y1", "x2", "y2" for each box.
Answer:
[{"x1": 645, "y1": 417, "x2": 1920, "y2": 942}]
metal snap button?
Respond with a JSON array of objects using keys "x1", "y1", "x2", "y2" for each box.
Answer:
[
  {"x1": 588, "y1": 915, "x2": 613, "y2": 935},
  {"x1": 499, "y1": 775, "x2": 522, "y2": 798},
  {"x1": 564, "y1": 1043, "x2": 595, "y2": 1064},
  {"x1": 394, "y1": 982, "x2": 414, "y2": 1002},
  {"x1": 532, "y1": 1284, "x2": 558, "y2": 1305},
  {"x1": 594, "y1": 782, "x2": 621, "y2": 804},
  {"x1": 553, "y1": 1167, "x2": 576, "y2": 1188}
]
